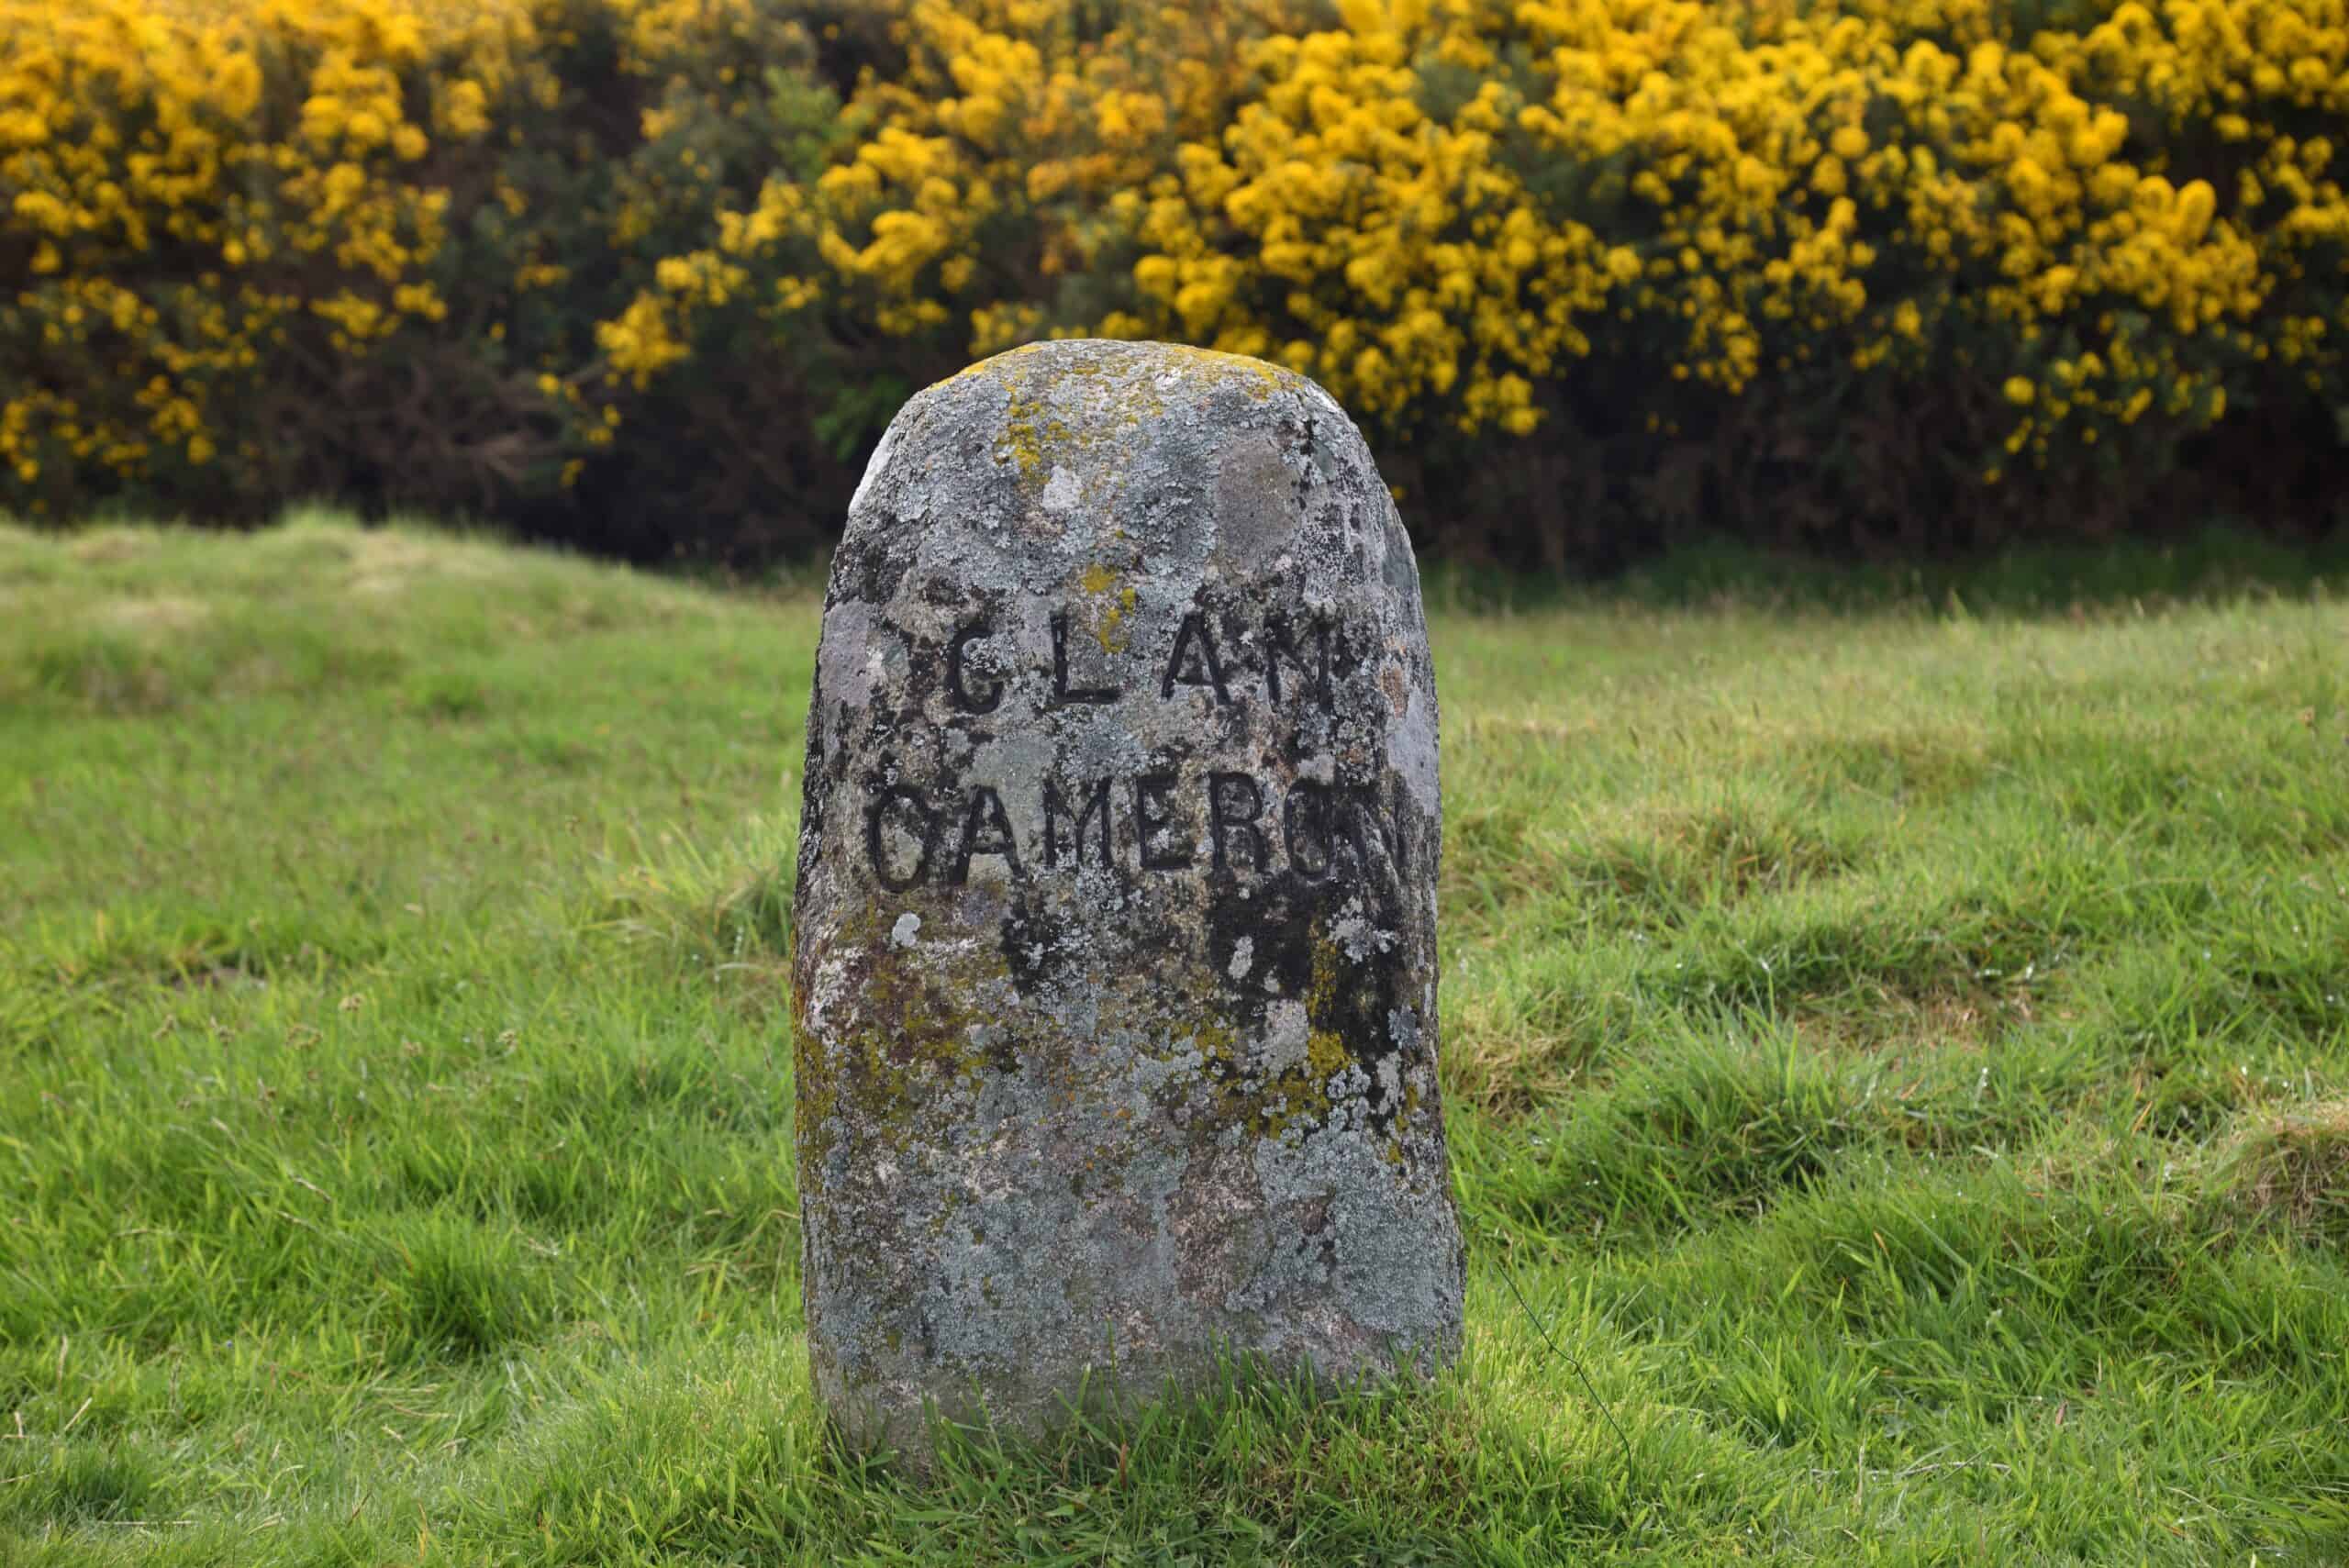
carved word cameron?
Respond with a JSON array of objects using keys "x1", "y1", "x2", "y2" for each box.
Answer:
[{"x1": 857, "y1": 604, "x2": 1412, "y2": 893}]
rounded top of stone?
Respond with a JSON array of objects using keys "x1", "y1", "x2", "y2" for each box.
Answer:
[
  {"x1": 892, "y1": 339, "x2": 1350, "y2": 482},
  {"x1": 948, "y1": 338, "x2": 1314, "y2": 400},
  {"x1": 841, "y1": 337, "x2": 1403, "y2": 602}
]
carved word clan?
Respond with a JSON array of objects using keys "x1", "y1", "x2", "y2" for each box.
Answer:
[{"x1": 943, "y1": 607, "x2": 1336, "y2": 714}]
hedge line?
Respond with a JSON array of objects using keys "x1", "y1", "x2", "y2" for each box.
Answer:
[{"x1": 5, "y1": 0, "x2": 2346, "y2": 569}]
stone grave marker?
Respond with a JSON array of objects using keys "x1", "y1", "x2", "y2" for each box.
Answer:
[{"x1": 790, "y1": 339, "x2": 1463, "y2": 1462}]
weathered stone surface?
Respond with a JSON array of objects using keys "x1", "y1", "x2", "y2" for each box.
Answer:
[{"x1": 789, "y1": 339, "x2": 1463, "y2": 1462}]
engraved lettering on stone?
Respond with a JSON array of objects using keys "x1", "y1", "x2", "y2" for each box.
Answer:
[
  {"x1": 1207, "y1": 772, "x2": 1268, "y2": 873},
  {"x1": 1263, "y1": 613, "x2": 1333, "y2": 708},
  {"x1": 1281, "y1": 782, "x2": 1331, "y2": 879},
  {"x1": 1159, "y1": 610, "x2": 1230, "y2": 704},
  {"x1": 863, "y1": 784, "x2": 935, "y2": 893},
  {"x1": 1048, "y1": 608, "x2": 1120, "y2": 706},
  {"x1": 1042, "y1": 776, "x2": 1114, "y2": 871},
  {"x1": 946, "y1": 621, "x2": 1003, "y2": 714},
  {"x1": 948, "y1": 784, "x2": 1021, "y2": 884},
  {"x1": 1132, "y1": 771, "x2": 1190, "y2": 872}
]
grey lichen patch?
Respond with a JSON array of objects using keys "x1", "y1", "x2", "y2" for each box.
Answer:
[
  {"x1": 791, "y1": 339, "x2": 1462, "y2": 1467},
  {"x1": 952, "y1": 339, "x2": 1311, "y2": 497}
]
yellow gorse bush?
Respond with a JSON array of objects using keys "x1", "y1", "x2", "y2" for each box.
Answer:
[
  {"x1": 1074, "y1": 0, "x2": 2342, "y2": 460},
  {"x1": 2, "y1": 0, "x2": 529, "y2": 485},
  {"x1": 4, "y1": 0, "x2": 2343, "y2": 558}
]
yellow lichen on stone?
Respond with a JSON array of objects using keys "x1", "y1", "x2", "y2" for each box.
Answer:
[
  {"x1": 1075, "y1": 562, "x2": 1139, "y2": 652},
  {"x1": 1151, "y1": 340, "x2": 1295, "y2": 399},
  {"x1": 962, "y1": 340, "x2": 1300, "y2": 483},
  {"x1": 999, "y1": 393, "x2": 1045, "y2": 474},
  {"x1": 1303, "y1": 931, "x2": 1353, "y2": 1088},
  {"x1": 1190, "y1": 1018, "x2": 1240, "y2": 1071},
  {"x1": 1305, "y1": 1025, "x2": 1351, "y2": 1087},
  {"x1": 1103, "y1": 585, "x2": 1137, "y2": 651}
]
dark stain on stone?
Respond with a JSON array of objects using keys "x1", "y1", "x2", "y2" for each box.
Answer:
[{"x1": 997, "y1": 890, "x2": 1068, "y2": 999}]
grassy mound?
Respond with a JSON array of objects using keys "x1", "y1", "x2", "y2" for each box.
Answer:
[{"x1": 3, "y1": 517, "x2": 2346, "y2": 1563}]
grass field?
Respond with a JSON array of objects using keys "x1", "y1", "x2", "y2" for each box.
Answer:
[{"x1": 3, "y1": 515, "x2": 2346, "y2": 1565}]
